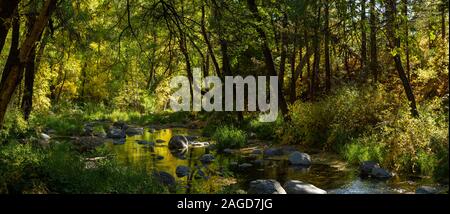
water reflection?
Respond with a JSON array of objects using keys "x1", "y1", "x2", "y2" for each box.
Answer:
[{"x1": 104, "y1": 128, "x2": 436, "y2": 194}]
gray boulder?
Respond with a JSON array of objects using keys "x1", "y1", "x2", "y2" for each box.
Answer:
[
  {"x1": 152, "y1": 171, "x2": 176, "y2": 186},
  {"x1": 107, "y1": 127, "x2": 125, "y2": 138},
  {"x1": 199, "y1": 154, "x2": 215, "y2": 164},
  {"x1": 176, "y1": 166, "x2": 190, "y2": 178},
  {"x1": 168, "y1": 135, "x2": 189, "y2": 150},
  {"x1": 359, "y1": 161, "x2": 393, "y2": 179},
  {"x1": 125, "y1": 127, "x2": 144, "y2": 136},
  {"x1": 288, "y1": 151, "x2": 312, "y2": 166},
  {"x1": 283, "y1": 180, "x2": 327, "y2": 194},
  {"x1": 264, "y1": 148, "x2": 283, "y2": 157},
  {"x1": 248, "y1": 179, "x2": 287, "y2": 194},
  {"x1": 416, "y1": 186, "x2": 440, "y2": 194}
]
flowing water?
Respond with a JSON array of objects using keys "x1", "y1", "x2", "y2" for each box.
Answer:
[{"x1": 103, "y1": 127, "x2": 438, "y2": 194}]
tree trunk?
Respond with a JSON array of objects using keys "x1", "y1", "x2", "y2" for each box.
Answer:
[
  {"x1": 385, "y1": 0, "x2": 419, "y2": 117},
  {"x1": 246, "y1": 0, "x2": 289, "y2": 120},
  {"x1": 360, "y1": 0, "x2": 368, "y2": 81},
  {"x1": 0, "y1": 0, "x2": 19, "y2": 54},
  {"x1": 325, "y1": 0, "x2": 331, "y2": 92},
  {"x1": 0, "y1": 0, "x2": 57, "y2": 128},
  {"x1": 402, "y1": 0, "x2": 411, "y2": 80},
  {"x1": 369, "y1": 0, "x2": 378, "y2": 82},
  {"x1": 311, "y1": 2, "x2": 321, "y2": 101}
]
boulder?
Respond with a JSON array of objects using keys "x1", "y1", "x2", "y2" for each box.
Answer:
[
  {"x1": 176, "y1": 166, "x2": 190, "y2": 178},
  {"x1": 359, "y1": 161, "x2": 393, "y2": 179},
  {"x1": 199, "y1": 154, "x2": 215, "y2": 164},
  {"x1": 264, "y1": 148, "x2": 283, "y2": 157},
  {"x1": 288, "y1": 151, "x2": 311, "y2": 166},
  {"x1": 125, "y1": 127, "x2": 144, "y2": 136},
  {"x1": 107, "y1": 127, "x2": 125, "y2": 139},
  {"x1": 168, "y1": 135, "x2": 189, "y2": 150},
  {"x1": 415, "y1": 186, "x2": 440, "y2": 194},
  {"x1": 40, "y1": 133, "x2": 51, "y2": 141},
  {"x1": 152, "y1": 171, "x2": 176, "y2": 187},
  {"x1": 283, "y1": 180, "x2": 327, "y2": 194},
  {"x1": 248, "y1": 179, "x2": 287, "y2": 194}
]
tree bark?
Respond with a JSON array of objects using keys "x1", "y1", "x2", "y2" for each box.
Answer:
[
  {"x1": 325, "y1": 0, "x2": 331, "y2": 92},
  {"x1": 0, "y1": 0, "x2": 57, "y2": 128},
  {"x1": 246, "y1": 0, "x2": 289, "y2": 120},
  {"x1": 311, "y1": 2, "x2": 321, "y2": 101},
  {"x1": 385, "y1": 0, "x2": 419, "y2": 117},
  {"x1": 360, "y1": 0, "x2": 368, "y2": 81},
  {"x1": 369, "y1": 0, "x2": 378, "y2": 82},
  {"x1": 0, "y1": 0, "x2": 19, "y2": 55}
]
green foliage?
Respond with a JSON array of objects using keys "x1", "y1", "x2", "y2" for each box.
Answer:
[
  {"x1": 247, "y1": 117, "x2": 282, "y2": 140},
  {"x1": 213, "y1": 126, "x2": 247, "y2": 150},
  {"x1": 285, "y1": 84, "x2": 449, "y2": 178},
  {"x1": 0, "y1": 142, "x2": 168, "y2": 194},
  {"x1": 0, "y1": 109, "x2": 31, "y2": 140}
]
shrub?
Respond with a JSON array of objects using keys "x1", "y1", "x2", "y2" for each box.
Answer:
[
  {"x1": 0, "y1": 142, "x2": 168, "y2": 194},
  {"x1": 213, "y1": 126, "x2": 247, "y2": 150}
]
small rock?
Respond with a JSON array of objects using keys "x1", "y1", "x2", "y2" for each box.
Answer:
[
  {"x1": 288, "y1": 151, "x2": 311, "y2": 166},
  {"x1": 238, "y1": 163, "x2": 253, "y2": 169},
  {"x1": 40, "y1": 133, "x2": 51, "y2": 141},
  {"x1": 149, "y1": 128, "x2": 156, "y2": 133},
  {"x1": 168, "y1": 135, "x2": 189, "y2": 150},
  {"x1": 107, "y1": 127, "x2": 125, "y2": 139},
  {"x1": 264, "y1": 148, "x2": 283, "y2": 157},
  {"x1": 283, "y1": 180, "x2": 327, "y2": 194},
  {"x1": 156, "y1": 139, "x2": 165, "y2": 144},
  {"x1": 359, "y1": 161, "x2": 393, "y2": 179},
  {"x1": 156, "y1": 155, "x2": 164, "y2": 160},
  {"x1": 248, "y1": 179, "x2": 286, "y2": 194},
  {"x1": 249, "y1": 132, "x2": 257, "y2": 139},
  {"x1": 223, "y1": 148, "x2": 234, "y2": 154},
  {"x1": 125, "y1": 127, "x2": 144, "y2": 136},
  {"x1": 416, "y1": 186, "x2": 439, "y2": 194},
  {"x1": 176, "y1": 166, "x2": 190, "y2": 178},
  {"x1": 199, "y1": 154, "x2": 215, "y2": 164},
  {"x1": 152, "y1": 171, "x2": 176, "y2": 187},
  {"x1": 113, "y1": 121, "x2": 128, "y2": 130}
]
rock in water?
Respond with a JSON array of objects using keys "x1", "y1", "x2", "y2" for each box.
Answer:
[
  {"x1": 152, "y1": 171, "x2": 176, "y2": 187},
  {"x1": 40, "y1": 133, "x2": 51, "y2": 141},
  {"x1": 248, "y1": 179, "x2": 287, "y2": 194},
  {"x1": 415, "y1": 186, "x2": 440, "y2": 194},
  {"x1": 264, "y1": 148, "x2": 283, "y2": 157},
  {"x1": 125, "y1": 127, "x2": 144, "y2": 136},
  {"x1": 199, "y1": 154, "x2": 215, "y2": 164},
  {"x1": 168, "y1": 135, "x2": 189, "y2": 150},
  {"x1": 359, "y1": 161, "x2": 379, "y2": 177},
  {"x1": 175, "y1": 166, "x2": 190, "y2": 178},
  {"x1": 288, "y1": 151, "x2": 311, "y2": 166},
  {"x1": 283, "y1": 180, "x2": 327, "y2": 194},
  {"x1": 359, "y1": 161, "x2": 393, "y2": 179},
  {"x1": 107, "y1": 127, "x2": 125, "y2": 138}
]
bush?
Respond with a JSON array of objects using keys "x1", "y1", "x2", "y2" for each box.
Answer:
[
  {"x1": 285, "y1": 84, "x2": 449, "y2": 178},
  {"x1": 0, "y1": 142, "x2": 168, "y2": 194},
  {"x1": 213, "y1": 126, "x2": 247, "y2": 150}
]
